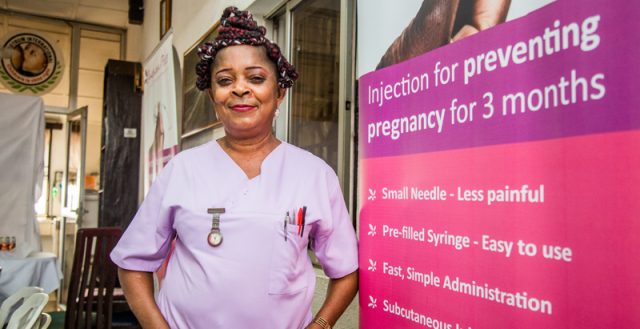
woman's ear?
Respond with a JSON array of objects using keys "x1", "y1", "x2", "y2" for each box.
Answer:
[{"x1": 276, "y1": 88, "x2": 287, "y2": 107}]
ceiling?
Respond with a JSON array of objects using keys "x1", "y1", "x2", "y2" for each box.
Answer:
[{"x1": 0, "y1": 0, "x2": 130, "y2": 28}]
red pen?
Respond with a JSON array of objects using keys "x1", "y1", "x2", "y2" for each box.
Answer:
[{"x1": 297, "y1": 207, "x2": 303, "y2": 236}]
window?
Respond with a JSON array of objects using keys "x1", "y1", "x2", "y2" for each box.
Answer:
[
  {"x1": 269, "y1": 0, "x2": 354, "y2": 197},
  {"x1": 289, "y1": 0, "x2": 341, "y2": 173}
]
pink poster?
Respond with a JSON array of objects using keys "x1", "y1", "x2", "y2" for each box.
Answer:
[
  {"x1": 358, "y1": 1, "x2": 640, "y2": 328},
  {"x1": 143, "y1": 33, "x2": 180, "y2": 195}
]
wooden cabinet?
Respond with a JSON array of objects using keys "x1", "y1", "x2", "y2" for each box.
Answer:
[{"x1": 99, "y1": 60, "x2": 142, "y2": 228}]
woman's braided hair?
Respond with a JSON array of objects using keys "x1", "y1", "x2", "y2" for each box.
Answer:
[{"x1": 196, "y1": 6, "x2": 298, "y2": 90}]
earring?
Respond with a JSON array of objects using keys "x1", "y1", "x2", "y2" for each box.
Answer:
[{"x1": 274, "y1": 108, "x2": 280, "y2": 118}]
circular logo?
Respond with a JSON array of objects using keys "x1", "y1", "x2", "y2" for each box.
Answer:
[{"x1": 0, "y1": 32, "x2": 63, "y2": 95}]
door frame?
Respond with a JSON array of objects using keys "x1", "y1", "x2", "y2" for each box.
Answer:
[{"x1": 58, "y1": 105, "x2": 88, "y2": 307}]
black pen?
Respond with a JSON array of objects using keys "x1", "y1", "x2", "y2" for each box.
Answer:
[
  {"x1": 284, "y1": 212, "x2": 289, "y2": 241},
  {"x1": 300, "y1": 206, "x2": 307, "y2": 237}
]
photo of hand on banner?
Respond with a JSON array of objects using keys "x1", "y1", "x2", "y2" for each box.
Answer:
[{"x1": 377, "y1": 0, "x2": 510, "y2": 69}]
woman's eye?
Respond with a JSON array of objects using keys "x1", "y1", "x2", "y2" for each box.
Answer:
[
  {"x1": 216, "y1": 78, "x2": 232, "y2": 86},
  {"x1": 250, "y1": 76, "x2": 266, "y2": 83}
]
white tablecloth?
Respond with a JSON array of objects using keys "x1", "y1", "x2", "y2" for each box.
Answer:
[{"x1": 0, "y1": 251, "x2": 62, "y2": 300}]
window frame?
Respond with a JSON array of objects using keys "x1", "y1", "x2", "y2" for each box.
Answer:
[{"x1": 264, "y1": 0, "x2": 356, "y2": 211}]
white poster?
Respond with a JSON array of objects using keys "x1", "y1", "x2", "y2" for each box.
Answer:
[{"x1": 142, "y1": 33, "x2": 179, "y2": 195}]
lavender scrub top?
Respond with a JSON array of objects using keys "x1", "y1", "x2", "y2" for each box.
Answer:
[{"x1": 110, "y1": 141, "x2": 358, "y2": 329}]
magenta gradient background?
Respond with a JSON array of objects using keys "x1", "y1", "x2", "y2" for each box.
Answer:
[{"x1": 357, "y1": 0, "x2": 640, "y2": 328}]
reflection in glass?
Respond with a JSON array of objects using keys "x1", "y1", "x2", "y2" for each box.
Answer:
[
  {"x1": 66, "y1": 120, "x2": 82, "y2": 212},
  {"x1": 290, "y1": 0, "x2": 341, "y2": 172}
]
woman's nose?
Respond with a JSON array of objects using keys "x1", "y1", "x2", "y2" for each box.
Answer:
[{"x1": 232, "y1": 80, "x2": 250, "y2": 97}]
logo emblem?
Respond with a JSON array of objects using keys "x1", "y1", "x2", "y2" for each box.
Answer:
[{"x1": 0, "y1": 32, "x2": 63, "y2": 95}]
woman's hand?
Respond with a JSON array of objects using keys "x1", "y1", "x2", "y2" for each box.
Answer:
[
  {"x1": 306, "y1": 270, "x2": 359, "y2": 328},
  {"x1": 118, "y1": 268, "x2": 171, "y2": 329},
  {"x1": 452, "y1": 0, "x2": 511, "y2": 42}
]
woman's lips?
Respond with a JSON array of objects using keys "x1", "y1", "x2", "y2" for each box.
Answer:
[{"x1": 231, "y1": 104, "x2": 255, "y2": 112}]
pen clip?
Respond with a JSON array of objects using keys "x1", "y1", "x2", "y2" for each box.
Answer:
[
  {"x1": 284, "y1": 212, "x2": 289, "y2": 242},
  {"x1": 300, "y1": 206, "x2": 307, "y2": 237}
]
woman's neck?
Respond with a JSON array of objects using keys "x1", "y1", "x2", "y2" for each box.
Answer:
[
  {"x1": 217, "y1": 133, "x2": 281, "y2": 179},
  {"x1": 220, "y1": 132, "x2": 279, "y2": 156}
]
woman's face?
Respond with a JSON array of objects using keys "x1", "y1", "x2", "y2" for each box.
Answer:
[
  {"x1": 22, "y1": 43, "x2": 47, "y2": 74},
  {"x1": 209, "y1": 45, "x2": 285, "y2": 140}
]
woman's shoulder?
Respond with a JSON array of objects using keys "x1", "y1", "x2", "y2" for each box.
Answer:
[
  {"x1": 170, "y1": 140, "x2": 218, "y2": 162},
  {"x1": 160, "y1": 141, "x2": 219, "y2": 177},
  {"x1": 280, "y1": 141, "x2": 335, "y2": 175}
]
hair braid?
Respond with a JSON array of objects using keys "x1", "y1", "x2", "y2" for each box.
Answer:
[{"x1": 196, "y1": 6, "x2": 298, "y2": 90}]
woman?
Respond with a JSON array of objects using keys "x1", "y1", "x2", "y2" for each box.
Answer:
[{"x1": 111, "y1": 6, "x2": 358, "y2": 329}]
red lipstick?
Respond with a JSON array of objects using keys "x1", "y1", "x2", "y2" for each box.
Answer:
[{"x1": 231, "y1": 104, "x2": 255, "y2": 112}]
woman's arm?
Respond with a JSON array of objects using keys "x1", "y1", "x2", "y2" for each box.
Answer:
[
  {"x1": 306, "y1": 270, "x2": 359, "y2": 329},
  {"x1": 118, "y1": 268, "x2": 170, "y2": 329}
]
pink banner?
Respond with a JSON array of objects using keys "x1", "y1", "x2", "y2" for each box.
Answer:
[{"x1": 358, "y1": 1, "x2": 640, "y2": 328}]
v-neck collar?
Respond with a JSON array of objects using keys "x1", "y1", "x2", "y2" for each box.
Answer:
[{"x1": 213, "y1": 139, "x2": 285, "y2": 181}]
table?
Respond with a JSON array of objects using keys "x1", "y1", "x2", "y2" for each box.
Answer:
[{"x1": 0, "y1": 251, "x2": 62, "y2": 301}]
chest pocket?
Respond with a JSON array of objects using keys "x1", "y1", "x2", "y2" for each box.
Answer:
[{"x1": 268, "y1": 217, "x2": 313, "y2": 295}]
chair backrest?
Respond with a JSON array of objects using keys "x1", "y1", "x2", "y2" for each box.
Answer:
[
  {"x1": 6, "y1": 292, "x2": 49, "y2": 329},
  {"x1": 37, "y1": 312, "x2": 52, "y2": 329},
  {"x1": 0, "y1": 286, "x2": 44, "y2": 327},
  {"x1": 65, "y1": 227, "x2": 123, "y2": 329}
]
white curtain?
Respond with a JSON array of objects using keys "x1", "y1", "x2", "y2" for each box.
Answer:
[{"x1": 0, "y1": 92, "x2": 44, "y2": 258}]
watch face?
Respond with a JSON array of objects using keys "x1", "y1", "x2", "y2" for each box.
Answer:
[{"x1": 208, "y1": 231, "x2": 223, "y2": 247}]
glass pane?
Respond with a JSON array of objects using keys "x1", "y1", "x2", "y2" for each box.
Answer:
[
  {"x1": 65, "y1": 119, "x2": 83, "y2": 212},
  {"x1": 35, "y1": 130, "x2": 51, "y2": 216},
  {"x1": 290, "y1": 0, "x2": 341, "y2": 172},
  {"x1": 271, "y1": 11, "x2": 288, "y2": 140},
  {"x1": 79, "y1": 37, "x2": 120, "y2": 71}
]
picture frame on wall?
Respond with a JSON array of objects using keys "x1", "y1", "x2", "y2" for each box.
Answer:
[
  {"x1": 181, "y1": 22, "x2": 221, "y2": 138},
  {"x1": 160, "y1": 0, "x2": 172, "y2": 39}
]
